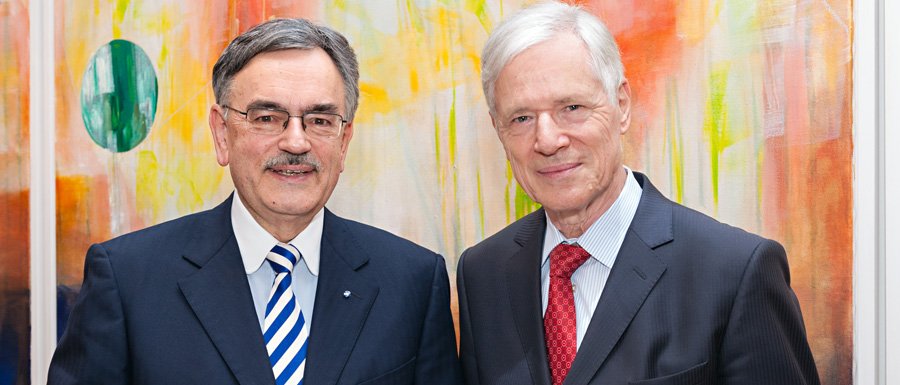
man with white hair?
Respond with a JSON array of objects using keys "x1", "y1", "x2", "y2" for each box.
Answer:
[{"x1": 456, "y1": 2, "x2": 820, "y2": 384}]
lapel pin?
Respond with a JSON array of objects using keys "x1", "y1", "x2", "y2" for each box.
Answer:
[{"x1": 343, "y1": 290, "x2": 351, "y2": 298}]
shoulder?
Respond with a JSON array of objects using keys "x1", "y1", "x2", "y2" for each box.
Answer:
[
  {"x1": 101, "y1": 211, "x2": 205, "y2": 248},
  {"x1": 101, "y1": 203, "x2": 226, "y2": 251},
  {"x1": 669, "y1": 202, "x2": 771, "y2": 252},
  {"x1": 633, "y1": 172, "x2": 771, "y2": 253},
  {"x1": 93, "y1": 200, "x2": 231, "y2": 270},
  {"x1": 459, "y1": 209, "x2": 544, "y2": 268},
  {"x1": 324, "y1": 210, "x2": 442, "y2": 268},
  {"x1": 645, "y1": 192, "x2": 783, "y2": 282},
  {"x1": 629, "y1": 173, "x2": 782, "y2": 279}
]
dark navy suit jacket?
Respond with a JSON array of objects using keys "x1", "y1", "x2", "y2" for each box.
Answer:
[
  {"x1": 457, "y1": 173, "x2": 820, "y2": 385},
  {"x1": 49, "y1": 197, "x2": 462, "y2": 385}
]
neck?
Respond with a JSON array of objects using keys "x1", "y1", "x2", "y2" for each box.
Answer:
[
  {"x1": 249, "y1": 210, "x2": 315, "y2": 244},
  {"x1": 546, "y1": 167, "x2": 627, "y2": 239}
]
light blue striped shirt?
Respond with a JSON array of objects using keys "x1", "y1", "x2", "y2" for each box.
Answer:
[
  {"x1": 231, "y1": 192, "x2": 321, "y2": 331},
  {"x1": 541, "y1": 167, "x2": 643, "y2": 349}
]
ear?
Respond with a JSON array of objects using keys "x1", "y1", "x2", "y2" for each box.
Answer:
[
  {"x1": 337, "y1": 121, "x2": 354, "y2": 172},
  {"x1": 616, "y1": 80, "x2": 632, "y2": 135},
  {"x1": 209, "y1": 105, "x2": 230, "y2": 166}
]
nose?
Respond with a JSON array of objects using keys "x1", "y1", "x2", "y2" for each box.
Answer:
[
  {"x1": 532, "y1": 112, "x2": 569, "y2": 155},
  {"x1": 278, "y1": 116, "x2": 313, "y2": 154}
]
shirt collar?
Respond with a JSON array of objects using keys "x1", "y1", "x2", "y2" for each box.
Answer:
[
  {"x1": 542, "y1": 166, "x2": 643, "y2": 268},
  {"x1": 231, "y1": 191, "x2": 323, "y2": 276}
]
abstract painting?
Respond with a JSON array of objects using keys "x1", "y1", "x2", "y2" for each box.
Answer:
[
  {"x1": 0, "y1": 0, "x2": 30, "y2": 383},
  {"x1": 53, "y1": 1, "x2": 852, "y2": 383}
]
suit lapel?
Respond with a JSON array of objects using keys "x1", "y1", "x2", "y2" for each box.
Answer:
[
  {"x1": 564, "y1": 173, "x2": 671, "y2": 385},
  {"x1": 178, "y1": 197, "x2": 275, "y2": 385},
  {"x1": 505, "y1": 210, "x2": 553, "y2": 385},
  {"x1": 304, "y1": 210, "x2": 378, "y2": 384}
]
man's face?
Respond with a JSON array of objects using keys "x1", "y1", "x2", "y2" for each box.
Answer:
[
  {"x1": 491, "y1": 33, "x2": 631, "y2": 221},
  {"x1": 209, "y1": 48, "x2": 353, "y2": 236}
]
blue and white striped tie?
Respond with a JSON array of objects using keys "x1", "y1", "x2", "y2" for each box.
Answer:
[{"x1": 264, "y1": 243, "x2": 309, "y2": 385}]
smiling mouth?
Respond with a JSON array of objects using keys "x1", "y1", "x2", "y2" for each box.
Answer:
[
  {"x1": 272, "y1": 169, "x2": 311, "y2": 176},
  {"x1": 268, "y1": 164, "x2": 316, "y2": 177},
  {"x1": 264, "y1": 153, "x2": 321, "y2": 176},
  {"x1": 539, "y1": 163, "x2": 579, "y2": 175}
]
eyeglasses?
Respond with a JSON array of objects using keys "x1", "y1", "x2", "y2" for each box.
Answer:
[
  {"x1": 496, "y1": 104, "x2": 598, "y2": 138},
  {"x1": 222, "y1": 105, "x2": 347, "y2": 138}
]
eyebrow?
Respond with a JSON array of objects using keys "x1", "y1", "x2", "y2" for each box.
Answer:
[
  {"x1": 245, "y1": 100, "x2": 287, "y2": 111},
  {"x1": 499, "y1": 104, "x2": 540, "y2": 121},
  {"x1": 555, "y1": 96, "x2": 583, "y2": 105},
  {"x1": 244, "y1": 100, "x2": 341, "y2": 115},
  {"x1": 502, "y1": 96, "x2": 590, "y2": 117},
  {"x1": 304, "y1": 103, "x2": 340, "y2": 114}
]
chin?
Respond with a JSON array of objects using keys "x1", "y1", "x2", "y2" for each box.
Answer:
[
  {"x1": 543, "y1": 196, "x2": 589, "y2": 212},
  {"x1": 272, "y1": 205, "x2": 320, "y2": 218},
  {"x1": 263, "y1": 193, "x2": 317, "y2": 212}
]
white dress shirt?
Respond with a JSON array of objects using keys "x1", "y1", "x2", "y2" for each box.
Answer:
[
  {"x1": 231, "y1": 192, "x2": 322, "y2": 330},
  {"x1": 541, "y1": 167, "x2": 642, "y2": 349}
]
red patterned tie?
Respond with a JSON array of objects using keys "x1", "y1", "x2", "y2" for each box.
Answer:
[{"x1": 545, "y1": 243, "x2": 591, "y2": 385}]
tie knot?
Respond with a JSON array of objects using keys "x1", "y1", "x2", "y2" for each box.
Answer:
[
  {"x1": 267, "y1": 243, "x2": 301, "y2": 275},
  {"x1": 549, "y1": 243, "x2": 590, "y2": 279}
]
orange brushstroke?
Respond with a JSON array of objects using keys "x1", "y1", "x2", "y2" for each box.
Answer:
[
  {"x1": 584, "y1": 0, "x2": 683, "y2": 168},
  {"x1": 759, "y1": 3, "x2": 853, "y2": 382},
  {"x1": 56, "y1": 175, "x2": 112, "y2": 287},
  {"x1": 230, "y1": 0, "x2": 318, "y2": 36},
  {"x1": 0, "y1": 191, "x2": 30, "y2": 290},
  {"x1": 1, "y1": 1, "x2": 31, "y2": 382}
]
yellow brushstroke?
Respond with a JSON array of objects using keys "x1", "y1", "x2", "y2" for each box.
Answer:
[
  {"x1": 351, "y1": 3, "x2": 481, "y2": 124},
  {"x1": 359, "y1": 82, "x2": 393, "y2": 115},
  {"x1": 449, "y1": 87, "x2": 463, "y2": 253},
  {"x1": 136, "y1": 149, "x2": 224, "y2": 224},
  {"x1": 409, "y1": 68, "x2": 420, "y2": 94},
  {"x1": 666, "y1": 79, "x2": 685, "y2": 203},
  {"x1": 476, "y1": 170, "x2": 485, "y2": 238},
  {"x1": 676, "y1": 0, "x2": 723, "y2": 44},
  {"x1": 702, "y1": 62, "x2": 734, "y2": 212},
  {"x1": 464, "y1": 0, "x2": 493, "y2": 32},
  {"x1": 112, "y1": 0, "x2": 129, "y2": 38},
  {"x1": 505, "y1": 162, "x2": 513, "y2": 223},
  {"x1": 405, "y1": 0, "x2": 425, "y2": 32},
  {"x1": 435, "y1": 112, "x2": 443, "y2": 187},
  {"x1": 136, "y1": 150, "x2": 164, "y2": 217},
  {"x1": 434, "y1": 7, "x2": 452, "y2": 71},
  {"x1": 514, "y1": 183, "x2": 538, "y2": 220}
]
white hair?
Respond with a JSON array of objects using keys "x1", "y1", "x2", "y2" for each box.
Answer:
[{"x1": 481, "y1": 1, "x2": 625, "y2": 114}]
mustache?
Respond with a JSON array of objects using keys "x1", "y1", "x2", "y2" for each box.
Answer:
[{"x1": 264, "y1": 152, "x2": 321, "y2": 170}]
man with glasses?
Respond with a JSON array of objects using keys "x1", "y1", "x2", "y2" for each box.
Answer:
[
  {"x1": 457, "y1": 2, "x2": 820, "y2": 385},
  {"x1": 50, "y1": 18, "x2": 461, "y2": 385}
]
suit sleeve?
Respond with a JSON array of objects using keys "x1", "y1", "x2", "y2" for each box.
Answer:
[
  {"x1": 413, "y1": 254, "x2": 463, "y2": 385},
  {"x1": 456, "y1": 251, "x2": 479, "y2": 385},
  {"x1": 48, "y1": 243, "x2": 130, "y2": 385},
  {"x1": 719, "y1": 239, "x2": 821, "y2": 385}
]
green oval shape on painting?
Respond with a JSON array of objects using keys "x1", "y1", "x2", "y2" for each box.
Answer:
[{"x1": 80, "y1": 39, "x2": 158, "y2": 153}]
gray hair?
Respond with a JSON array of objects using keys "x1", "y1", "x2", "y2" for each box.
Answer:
[
  {"x1": 481, "y1": 1, "x2": 624, "y2": 114},
  {"x1": 212, "y1": 18, "x2": 360, "y2": 121}
]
